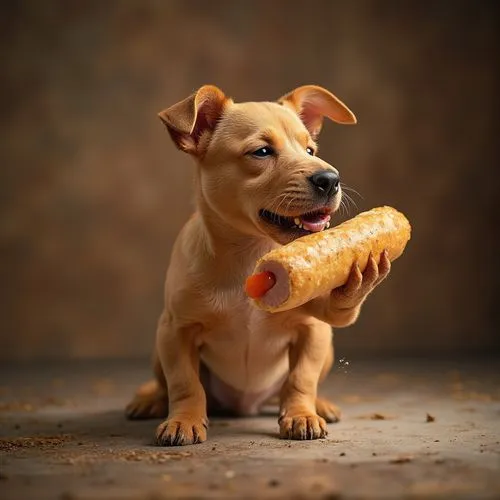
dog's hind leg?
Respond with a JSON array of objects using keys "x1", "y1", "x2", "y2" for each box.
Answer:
[{"x1": 125, "y1": 351, "x2": 169, "y2": 420}]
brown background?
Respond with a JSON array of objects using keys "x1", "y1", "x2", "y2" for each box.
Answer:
[{"x1": 1, "y1": 1, "x2": 499, "y2": 359}]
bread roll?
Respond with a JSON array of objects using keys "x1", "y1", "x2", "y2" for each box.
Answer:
[{"x1": 249, "y1": 206, "x2": 411, "y2": 312}]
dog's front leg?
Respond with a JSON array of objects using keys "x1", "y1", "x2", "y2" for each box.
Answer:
[
  {"x1": 279, "y1": 323, "x2": 331, "y2": 440},
  {"x1": 155, "y1": 312, "x2": 208, "y2": 446}
]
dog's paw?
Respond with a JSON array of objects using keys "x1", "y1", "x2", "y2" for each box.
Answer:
[
  {"x1": 125, "y1": 395, "x2": 168, "y2": 420},
  {"x1": 125, "y1": 380, "x2": 168, "y2": 420},
  {"x1": 279, "y1": 413, "x2": 328, "y2": 440},
  {"x1": 316, "y1": 397, "x2": 341, "y2": 423},
  {"x1": 156, "y1": 416, "x2": 208, "y2": 446},
  {"x1": 330, "y1": 250, "x2": 391, "y2": 310}
]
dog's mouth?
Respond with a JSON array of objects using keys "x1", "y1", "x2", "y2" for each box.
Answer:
[{"x1": 259, "y1": 207, "x2": 332, "y2": 235}]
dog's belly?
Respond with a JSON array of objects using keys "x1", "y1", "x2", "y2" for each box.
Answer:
[
  {"x1": 199, "y1": 312, "x2": 290, "y2": 415},
  {"x1": 200, "y1": 364, "x2": 286, "y2": 416}
]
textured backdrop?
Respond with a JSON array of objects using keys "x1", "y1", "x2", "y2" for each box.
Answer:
[{"x1": 1, "y1": 0, "x2": 499, "y2": 359}]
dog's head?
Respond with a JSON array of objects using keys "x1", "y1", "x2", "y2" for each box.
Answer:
[{"x1": 158, "y1": 85, "x2": 356, "y2": 245}]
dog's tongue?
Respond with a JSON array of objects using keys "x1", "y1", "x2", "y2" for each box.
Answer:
[{"x1": 300, "y1": 213, "x2": 331, "y2": 232}]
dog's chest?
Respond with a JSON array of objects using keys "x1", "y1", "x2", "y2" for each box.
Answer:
[{"x1": 199, "y1": 295, "x2": 290, "y2": 395}]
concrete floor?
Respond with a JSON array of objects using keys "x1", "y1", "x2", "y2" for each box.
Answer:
[{"x1": 1, "y1": 357, "x2": 499, "y2": 499}]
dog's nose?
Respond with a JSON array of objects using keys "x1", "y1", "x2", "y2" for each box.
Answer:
[{"x1": 308, "y1": 170, "x2": 340, "y2": 197}]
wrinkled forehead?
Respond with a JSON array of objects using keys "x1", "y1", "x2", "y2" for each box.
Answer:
[{"x1": 214, "y1": 101, "x2": 310, "y2": 144}]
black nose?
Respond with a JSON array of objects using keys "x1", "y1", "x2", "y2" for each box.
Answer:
[{"x1": 308, "y1": 170, "x2": 340, "y2": 197}]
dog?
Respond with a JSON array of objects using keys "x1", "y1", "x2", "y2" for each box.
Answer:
[{"x1": 125, "y1": 85, "x2": 391, "y2": 445}]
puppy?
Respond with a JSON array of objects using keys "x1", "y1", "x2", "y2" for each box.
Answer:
[{"x1": 126, "y1": 85, "x2": 391, "y2": 445}]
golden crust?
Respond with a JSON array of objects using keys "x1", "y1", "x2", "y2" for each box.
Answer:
[{"x1": 253, "y1": 206, "x2": 411, "y2": 312}]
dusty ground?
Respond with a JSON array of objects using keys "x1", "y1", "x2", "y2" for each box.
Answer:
[{"x1": 0, "y1": 357, "x2": 499, "y2": 499}]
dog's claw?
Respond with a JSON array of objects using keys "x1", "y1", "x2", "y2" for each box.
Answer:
[
  {"x1": 375, "y1": 249, "x2": 391, "y2": 284},
  {"x1": 279, "y1": 414, "x2": 328, "y2": 440},
  {"x1": 330, "y1": 249, "x2": 391, "y2": 309},
  {"x1": 156, "y1": 417, "x2": 208, "y2": 446}
]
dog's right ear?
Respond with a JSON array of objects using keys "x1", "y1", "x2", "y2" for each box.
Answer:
[{"x1": 158, "y1": 85, "x2": 228, "y2": 155}]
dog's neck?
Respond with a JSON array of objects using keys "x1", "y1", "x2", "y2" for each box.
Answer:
[{"x1": 195, "y1": 196, "x2": 277, "y2": 287}]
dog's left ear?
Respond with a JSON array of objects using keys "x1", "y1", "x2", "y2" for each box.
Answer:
[
  {"x1": 278, "y1": 85, "x2": 356, "y2": 139},
  {"x1": 158, "y1": 85, "x2": 229, "y2": 155}
]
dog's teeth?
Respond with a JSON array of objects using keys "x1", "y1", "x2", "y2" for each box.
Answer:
[
  {"x1": 294, "y1": 218, "x2": 301, "y2": 226},
  {"x1": 325, "y1": 222, "x2": 330, "y2": 229}
]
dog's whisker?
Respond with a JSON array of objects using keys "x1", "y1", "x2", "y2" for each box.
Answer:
[
  {"x1": 268, "y1": 193, "x2": 294, "y2": 217},
  {"x1": 340, "y1": 193, "x2": 355, "y2": 217},
  {"x1": 339, "y1": 199, "x2": 348, "y2": 217},
  {"x1": 340, "y1": 189, "x2": 358, "y2": 214},
  {"x1": 340, "y1": 183, "x2": 364, "y2": 200},
  {"x1": 342, "y1": 186, "x2": 363, "y2": 199},
  {"x1": 343, "y1": 193, "x2": 358, "y2": 209},
  {"x1": 341, "y1": 200, "x2": 353, "y2": 217},
  {"x1": 284, "y1": 194, "x2": 298, "y2": 217},
  {"x1": 265, "y1": 188, "x2": 324, "y2": 218},
  {"x1": 342, "y1": 193, "x2": 353, "y2": 209},
  {"x1": 264, "y1": 194, "x2": 285, "y2": 214},
  {"x1": 277, "y1": 194, "x2": 293, "y2": 214},
  {"x1": 268, "y1": 193, "x2": 292, "y2": 219}
]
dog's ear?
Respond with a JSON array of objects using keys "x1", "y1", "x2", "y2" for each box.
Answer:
[
  {"x1": 278, "y1": 85, "x2": 356, "y2": 139},
  {"x1": 158, "y1": 85, "x2": 228, "y2": 155}
]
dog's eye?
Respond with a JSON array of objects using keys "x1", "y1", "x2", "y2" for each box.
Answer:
[
  {"x1": 306, "y1": 147, "x2": 315, "y2": 156},
  {"x1": 252, "y1": 146, "x2": 274, "y2": 158}
]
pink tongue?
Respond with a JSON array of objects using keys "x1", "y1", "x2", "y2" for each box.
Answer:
[{"x1": 300, "y1": 214, "x2": 330, "y2": 233}]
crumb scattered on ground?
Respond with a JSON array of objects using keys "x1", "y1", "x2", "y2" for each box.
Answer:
[
  {"x1": 355, "y1": 413, "x2": 395, "y2": 420},
  {"x1": 371, "y1": 413, "x2": 389, "y2": 420},
  {"x1": 390, "y1": 456, "x2": 413, "y2": 464},
  {"x1": 426, "y1": 413, "x2": 436, "y2": 422},
  {"x1": 58, "y1": 448, "x2": 193, "y2": 465},
  {"x1": 0, "y1": 435, "x2": 74, "y2": 451}
]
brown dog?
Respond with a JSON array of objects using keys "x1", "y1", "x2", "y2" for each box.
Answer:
[{"x1": 126, "y1": 85, "x2": 391, "y2": 445}]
